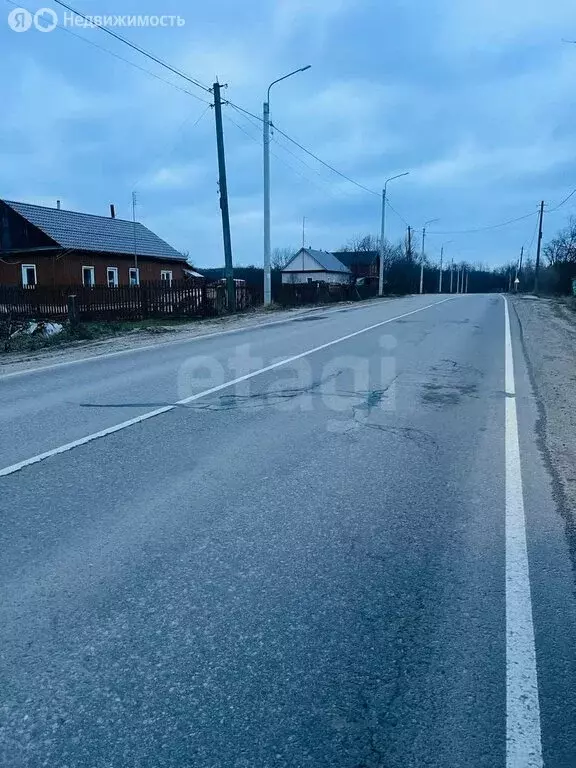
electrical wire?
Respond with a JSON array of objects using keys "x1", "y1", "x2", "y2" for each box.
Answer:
[
  {"x1": 429, "y1": 210, "x2": 538, "y2": 236},
  {"x1": 52, "y1": 0, "x2": 212, "y2": 94},
  {"x1": 38, "y1": 0, "x2": 413, "y2": 217},
  {"x1": 5, "y1": 0, "x2": 211, "y2": 104},
  {"x1": 547, "y1": 186, "x2": 576, "y2": 212},
  {"x1": 131, "y1": 103, "x2": 212, "y2": 190}
]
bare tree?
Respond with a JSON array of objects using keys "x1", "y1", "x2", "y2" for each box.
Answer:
[
  {"x1": 271, "y1": 247, "x2": 296, "y2": 270},
  {"x1": 340, "y1": 234, "x2": 379, "y2": 253}
]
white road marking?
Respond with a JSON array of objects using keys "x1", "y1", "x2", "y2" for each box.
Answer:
[
  {"x1": 0, "y1": 296, "x2": 415, "y2": 381},
  {"x1": 0, "y1": 297, "x2": 454, "y2": 477},
  {"x1": 504, "y1": 297, "x2": 543, "y2": 767}
]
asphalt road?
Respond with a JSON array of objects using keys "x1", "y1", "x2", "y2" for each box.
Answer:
[{"x1": 1, "y1": 294, "x2": 575, "y2": 767}]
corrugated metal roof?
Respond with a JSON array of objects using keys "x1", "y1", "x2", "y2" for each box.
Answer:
[
  {"x1": 286, "y1": 248, "x2": 350, "y2": 273},
  {"x1": 3, "y1": 200, "x2": 187, "y2": 263}
]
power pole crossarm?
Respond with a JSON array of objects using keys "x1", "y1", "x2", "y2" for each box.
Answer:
[{"x1": 213, "y1": 82, "x2": 235, "y2": 312}]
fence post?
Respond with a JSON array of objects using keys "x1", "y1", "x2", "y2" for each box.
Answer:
[
  {"x1": 141, "y1": 285, "x2": 149, "y2": 319},
  {"x1": 67, "y1": 295, "x2": 79, "y2": 327}
]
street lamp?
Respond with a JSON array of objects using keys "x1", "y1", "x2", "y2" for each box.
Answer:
[
  {"x1": 378, "y1": 172, "x2": 409, "y2": 297},
  {"x1": 438, "y1": 240, "x2": 453, "y2": 293},
  {"x1": 420, "y1": 218, "x2": 439, "y2": 294},
  {"x1": 263, "y1": 65, "x2": 311, "y2": 305}
]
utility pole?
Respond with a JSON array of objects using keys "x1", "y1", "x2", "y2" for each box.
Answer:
[
  {"x1": 302, "y1": 216, "x2": 306, "y2": 248},
  {"x1": 465, "y1": 270, "x2": 469, "y2": 293},
  {"x1": 438, "y1": 246, "x2": 444, "y2": 293},
  {"x1": 407, "y1": 226, "x2": 412, "y2": 257},
  {"x1": 213, "y1": 81, "x2": 235, "y2": 312},
  {"x1": 450, "y1": 260, "x2": 454, "y2": 293},
  {"x1": 456, "y1": 267, "x2": 461, "y2": 294},
  {"x1": 420, "y1": 227, "x2": 426, "y2": 294},
  {"x1": 379, "y1": 171, "x2": 409, "y2": 297},
  {"x1": 263, "y1": 66, "x2": 311, "y2": 306},
  {"x1": 131, "y1": 191, "x2": 138, "y2": 280},
  {"x1": 379, "y1": 189, "x2": 387, "y2": 297},
  {"x1": 515, "y1": 245, "x2": 524, "y2": 291},
  {"x1": 533, "y1": 200, "x2": 544, "y2": 295}
]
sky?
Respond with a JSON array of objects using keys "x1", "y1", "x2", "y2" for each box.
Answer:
[{"x1": 1, "y1": 0, "x2": 576, "y2": 269}]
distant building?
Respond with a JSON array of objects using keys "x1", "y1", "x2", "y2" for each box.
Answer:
[
  {"x1": 0, "y1": 199, "x2": 189, "y2": 287},
  {"x1": 281, "y1": 248, "x2": 351, "y2": 285},
  {"x1": 332, "y1": 250, "x2": 379, "y2": 281}
]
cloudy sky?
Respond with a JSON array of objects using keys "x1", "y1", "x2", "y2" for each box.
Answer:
[{"x1": 1, "y1": 0, "x2": 575, "y2": 268}]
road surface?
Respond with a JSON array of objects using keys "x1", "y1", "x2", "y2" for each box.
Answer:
[{"x1": 1, "y1": 294, "x2": 575, "y2": 767}]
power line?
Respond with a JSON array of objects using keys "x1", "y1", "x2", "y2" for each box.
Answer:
[
  {"x1": 223, "y1": 113, "x2": 342, "y2": 196},
  {"x1": 270, "y1": 124, "x2": 381, "y2": 197},
  {"x1": 429, "y1": 210, "x2": 538, "y2": 236},
  {"x1": 547, "y1": 186, "x2": 576, "y2": 212},
  {"x1": 52, "y1": 0, "x2": 212, "y2": 95},
  {"x1": 385, "y1": 198, "x2": 409, "y2": 227},
  {"x1": 5, "y1": 0, "x2": 211, "y2": 104},
  {"x1": 131, "y1": 103, "x2": 212, "y2": 190}
]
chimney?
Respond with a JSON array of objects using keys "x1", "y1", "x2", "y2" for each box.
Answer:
[
  {"x1": 56, "y1": 200, "x2": 61, "y2": 210},
  {"x1": 110, "y1": 204, "x2": 116, "y2": 219}
]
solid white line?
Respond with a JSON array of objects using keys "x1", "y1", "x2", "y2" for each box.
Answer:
[
  {"x1": 504, "y1": 297, "x2": 543, "y2": 767},
  {"x1": 0, "y1": 296, "x2": 410, "y2": 381},
  {"x1": 0, "y1": 297, "x2": 454, "y2": 477}
]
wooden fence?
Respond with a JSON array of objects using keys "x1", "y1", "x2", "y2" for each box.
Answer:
[
  {"x1": 276, "y1": 281, "x2": 378, "y2": 307},
  {"x1": 0, "y1": 280, "x2": 254, "y2": 322}
]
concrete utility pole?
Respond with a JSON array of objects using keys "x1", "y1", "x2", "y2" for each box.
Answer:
[
  {"x1": 456, "y1": 267, "x2": 461, "y2": 294},
  {"x1": 465, "y1": 270, "x2": 469, "y2": 293},
  {"x1": 438, "y1": 246, "x2": 444, "y2": 293},
  {"x1": 407, "y1": 226, "x2": 412, "y2": 257},
  {"x1": 213, "y1": 81, "x2": 235, "y2": 312},
  {"x1": 131, "y1": 191, "x2": 138, "y2": 280},
  {"x1": 450, "y1": 260, "x2": 454, "y2": 293},
  {"x1": 379, "y1": 172, "x2": 409, "y2": 297},
  {"x1": 533, "y1": 200, "x2": 545, "y2": 295},
  {"x1": 263, "y1": 65, "x2": 311, "y2": 306},
  {"x1": 420, "y1": 219, "x2": 439, "y2": 294},
  {"x1": 515, "y1": 245, "x2": 524, "y2": 290}
]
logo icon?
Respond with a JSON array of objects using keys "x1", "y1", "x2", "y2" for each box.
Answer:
[
  {"x1": 34, "y1": 8, "x2": 57, "y2": 32},
  {"x1": 7, "y1": 7, "x2": 32, "y2": 31}
]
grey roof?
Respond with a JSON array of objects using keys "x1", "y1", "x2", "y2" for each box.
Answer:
[
  {"x1": 3, "y1": 200, "x2": 187, "y2": 263},
  {"x1": 294, "y1": 248, "x2": 351, "y2": 273}
]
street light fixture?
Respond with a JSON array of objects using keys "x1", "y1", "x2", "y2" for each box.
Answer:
[
  {"x1": 263, "y1": 65, "x2": 311, "y2": 305},
  {"x1": 420, "y1": 218, "x2": 439, "y2": 294},
  {"x1": 378, "y1": 172, "x2": 409, "y2": 297}
]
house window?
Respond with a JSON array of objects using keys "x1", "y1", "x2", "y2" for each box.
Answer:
[
  {"x1": 307, "y1": 277, "x2": 313, "y2": 284},
  {"x1": 21, "y1": 264, "x2": 37, "y2": 288},
  {"x1": 107, "y1": 267, "x2": 119, "y2": 288},
  {"x1": 129, "y1": 267, "x2": 140, "y2": 286},
  {"x1": 161, "y1": 270, "x2": 173, "y2": 286},
  {"x1": 82, "y1": 266, "x2": 95, "y2": 287}
]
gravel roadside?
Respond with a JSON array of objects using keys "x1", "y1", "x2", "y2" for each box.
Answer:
[{"x1": 511, "y1": 295, "x2": 576, "y2": 570}]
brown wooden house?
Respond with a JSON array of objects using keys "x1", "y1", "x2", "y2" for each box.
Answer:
[
  {"x1": 0, "y1": 199, "x2": 190, "y2": 288},
  {"x1": 332, "y1": 250, "x2": 379, "y2": 281}
]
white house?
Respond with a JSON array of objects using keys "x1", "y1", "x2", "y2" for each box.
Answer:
[{"x1": 281, "y1": 248, "x2": 351, "y2": 285}]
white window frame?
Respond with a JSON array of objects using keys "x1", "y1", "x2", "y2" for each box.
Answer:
[
  {"x1": 107, "y1": 266, "x2": 119, "y2": 288},
  {"x1": 161, "y1": 269, "x2": 173, "y2": 286},
  {"x1": 21, "y1": 263, "x2": 37, "y2": 288},
  {"x1": 82, "y1": 265, "x2": 96, "y2": 287},
  {"x1": 129, "y1": 267, "x2": 140, "y2": 286}
]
